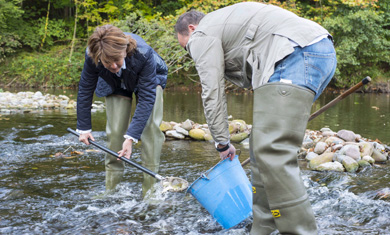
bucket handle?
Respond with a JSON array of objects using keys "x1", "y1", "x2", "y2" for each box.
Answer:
[{"x1": 201, "y1": 149, "x2": 241, "y2": 180}]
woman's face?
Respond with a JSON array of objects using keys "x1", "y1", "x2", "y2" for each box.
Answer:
[{"x1": 102, "y1": 58, "x2": 125, "y2": 74}]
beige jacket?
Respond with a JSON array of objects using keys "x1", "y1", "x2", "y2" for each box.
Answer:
[{"x1": 187, "y1": 2, "x2": 329, "y2": 144}]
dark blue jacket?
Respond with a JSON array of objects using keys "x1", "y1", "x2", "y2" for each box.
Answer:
[{"x1": 77, "y1": 33, "x2": 168, "y2": 140}]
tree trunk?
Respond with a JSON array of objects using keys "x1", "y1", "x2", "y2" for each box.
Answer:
[{"x1": 69, "y1": 0, "x2": 78, "y2": 62}]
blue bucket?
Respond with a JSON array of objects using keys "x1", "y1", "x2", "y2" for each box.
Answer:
[{"x1": 187, "y1": 155, "x2": 252, "y2": 229}]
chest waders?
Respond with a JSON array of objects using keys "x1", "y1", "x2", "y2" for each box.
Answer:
[
  {"x1": 250, "y1": 83, "x2": 317, "y2": 235},
  {"x1": 105, "y1": 86, "x2": 164, "y2": 197}
]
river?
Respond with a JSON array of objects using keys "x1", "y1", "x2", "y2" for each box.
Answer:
[{"x1": 0, "y1": 89, "x2": 389, "y2": 234}]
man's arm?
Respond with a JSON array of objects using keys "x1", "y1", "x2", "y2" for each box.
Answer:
[{"x1": 187, "y1": 33, "x2": 230, "y2": 145}]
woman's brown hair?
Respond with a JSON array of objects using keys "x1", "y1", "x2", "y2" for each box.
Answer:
[{"x1": 87, "y1": 25, "x2": 137, "y2": 66}]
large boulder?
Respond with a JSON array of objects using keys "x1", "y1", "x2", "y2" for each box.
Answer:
[
  {"x1": 230, "y1": 132, "x2": 249, "y2": 143},
  {"x1": 160, "y1": 121, "x2": 172, "y2": 132},
  {"x1": 309, "y1": 152, "x2": 334, "y2": 170},
  {"x1": 337, "y1": 129, "x2": 357, "y2": 142},
  {"x1": 189, "y1": 128, "x2": 206, "y2": 140},
  {"x1": 315, "y1": 162, "x2": 344, "y2": 172},
  {"x1": 342, "y1": 156, "x2": 359, "y2": 173}
]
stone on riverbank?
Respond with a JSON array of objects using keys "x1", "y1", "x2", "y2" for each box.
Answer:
[
  {"x1": 189, "y1": 129, "x2": 206, "y2": 140},
  {"x1": 302, "y1": 127, "x2": 389, "y2": 173}
]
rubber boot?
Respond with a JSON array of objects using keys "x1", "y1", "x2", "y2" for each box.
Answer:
[
  {"x1": 250, "y1": 83, "x2": 317, "y2": 235},
  {"x1": 140, "y1": 86, "x2": 165, "y2": 197},
  {"x1": 250, "y1": 145, "x2": 277, "y2": 235},
  {"x1": 105, "y1": 95, "x2": 132, "y2": 193}
]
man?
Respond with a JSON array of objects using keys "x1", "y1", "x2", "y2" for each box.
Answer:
[
  {"x1": 76, "y1": 25, "x2": 168, "y2": 197},
  {"x1": 175, "y1": 2, "x2": 336, "y2": 234}
]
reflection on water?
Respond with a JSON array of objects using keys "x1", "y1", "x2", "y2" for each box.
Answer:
[{"x1": 0, "y1": 90, "x2": 389, "y2": 234}]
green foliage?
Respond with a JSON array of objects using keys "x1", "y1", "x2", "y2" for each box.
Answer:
[
  {"x1": 0, "y1": 0, "x2": 23, "y2": 61},
  {"x1": 323, "y1": 9, "x2": 390, "y2": 86},
  {"x1": 114, "y1": 12, "x2": 195, "y2": 85},
  {"x1": 0, "y1": 42, "x2": 85, "y2": 87}
]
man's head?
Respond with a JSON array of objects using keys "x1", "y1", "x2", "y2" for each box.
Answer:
[
  {"x1": 87, "y1": 25, "x2": 137, "y2": 73},
  {"x1": 174, "y1": 10, "x2": 205, "y2": 49}
]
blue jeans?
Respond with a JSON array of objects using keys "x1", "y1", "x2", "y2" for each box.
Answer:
[{"x1": 268, "y1": 37, "x2": 337, "y2": 101}]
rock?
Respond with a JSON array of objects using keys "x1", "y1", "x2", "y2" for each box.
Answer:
[
  {"x1": 309, "y1": 152, "x2": 334, "y2": 170},
  {"x1": 332, "y1": 144, "x2": 344, "y2": 151},
  {"x1": 339, "y1": 144, "x2": 361, "y2": 161},
  {"x1": 302, "y1": 137, "x2": 314, "y2": 149},
  {"x1": 320, "y1": 127, "x2": 332, "y2": 132},
  {"x1": 315, "y1": 162, "x2": 344, "y2": 172},
  {"x1": 159, "y1": 121, "x2": 172, "y2": 132},
  {"x1": 181, "y1": 119, "x2": 193, "y2": 131},
  {"x1": 165, "y1": 130, "x2": 185, "y2": 139},
  {"x1": 322, "y1": 131, "x2": 336, "y2": 137},
  {"x1": 174, "y1": 126, "x2": 189, "y2": 136},
  {"x1": 342, "y1": 156, "x2": 359, "y2": 173},
  {"x1": 362, "y1": 155, "x2": 375, "y2": 164},
  {"x1": 333, "y1": 153, "x2": 347, "y2": 163},
  {"x1": 306, "y1": 152, "x2": 318, "y2": 161},
  {"x1": 231, "y1": 120, "x2": 247, "y2": 132},
  {"x1": 314, "y1": 142, "x2": 328, "y2": 154},
  {"x1": 189, "y1": 128, "x2": 205, "y2": 140},
  {"x1": 358, "y1": 160, "x2": 371, "y2": 167},
  {"x1": 325, "y1": 136, "x2": 344, "y2": 145},
  {"x1": 204, "y1": 133, "x2": 214, "y2": 141},
  {"x1": 371, "y1": 149, "x2": 387, "y2": 163},
  {"x1": 337, "y1": 129, "x2": 357, "y2": 142},
  {"x1": 229, "y1": 122, "x2": 239, "y2": 134},
  {"x1": 359, "y1": 142, "x2": 374, "y2": 157},
  {"x1": 230, "y1": 132, "x2": 249, "y2": 143}
]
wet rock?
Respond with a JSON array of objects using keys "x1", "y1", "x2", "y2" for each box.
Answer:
[
  {"x1": 174, "y1": 126, "x2": 188, "y2": 136},
  {"x1": 359, "y1": 142, "x2": 374, "y2": 157},
  {"x1": 333, "y1": 153, "x2": 347, "y2": 163},
  {"x1": 337, "y1": 130, "x2": 357, "y2": 142},
  {"x1": 342, "y1": 156, "x2": 359, "y2": 173},
  {"x1": 314, "y1": 142, "x2": 328, "y2": 154},
  {"x1": 362, "y1": 155, "x2": 375, "y2": 164},
  {"x1": 230, "y1": 132, "x2": 249, "y2": 143},
  {"x1": 166, "y1": 130, "x2": 185, "y2": 139},
  {"x1": 325, "y1": 136, "x2": 345, "y2": 145},
  {"x1": 309, "y1": 152, "x2": 334, "y2": 169},
  {"x1": 204, "y1": 133, "x2": 213, "y2": 141},
  {"x1": 306, "y1": 152, "x2": 318, "y2": 161},
  {"x1": 316, "y1": 162, "x2": 344, "y2": 172},
  {"x1": 339, "y1": 144, "x2": 361, "y2": 161},
  {"x1": 371, "y1": 149, "x2": 387, "y2": 163},
  {"x1": 159, "y1": 121, "x2": 172, "y2": 132},
  {"x1": 181, "y1": 119, "x2": 193, "y2": 131},
  {"x1": 358, "y1": 160, "x2": 371, "y2": 167},
  {"x1": 331, "y1": 144, "x2": 343, "y2": 151},
  {"x1": 189, "y1": 129, "x2": 205, "y2": 140}
]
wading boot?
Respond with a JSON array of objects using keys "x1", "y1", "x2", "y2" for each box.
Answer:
[
  {"x1": 105, "y1": 95, "x2": 132, "y2": 193},
  {"x1": 250, "y1": 146, "x2": 277, "y2": 235},
  {"x1": 140, "y1": 86, "x2": 165, "y2": 197},
  {"x1": 250, "y1": 83, "x2": 317, "y2": 234}
]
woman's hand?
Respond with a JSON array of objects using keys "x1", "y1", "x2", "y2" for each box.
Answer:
[
  {"x1": 79, "y1": 132, "x2": 95, "y2": 145},
  {"x1": 218, "y1": 144, "x2": 236, "y2": 161},
  {"x1": 118, "y1": 138, "x2": 133, "y2": 159}
]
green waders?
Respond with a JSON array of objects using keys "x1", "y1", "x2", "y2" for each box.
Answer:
[
  {"x1": 105, "y1": 86, "x2": 164, "y2": 197},
  {"x1": 250, "y1": 83, "x2": 317, "y2": 235},
  {"x1": 140, "y1": 85, "x2": 165, "y2": 197}
]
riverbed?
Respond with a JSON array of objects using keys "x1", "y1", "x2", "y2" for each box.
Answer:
[{"x1": 0, "y1": 90, "x2": 389, "y2": 234}]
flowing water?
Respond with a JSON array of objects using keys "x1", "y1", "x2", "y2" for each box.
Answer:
[{"x1": 0, "y1": 89, "x2": 389, "y2": 234}]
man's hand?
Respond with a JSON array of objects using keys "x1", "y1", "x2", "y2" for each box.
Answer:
[
  {"x1": 118, "y1": 138, "x2": 133, "y2": 159},
  {"x1": 218, "y1": 144, "x2": 236, "y2": 161},
  {"x1": 79, "y1": 132, "x2": 95, "y2": 145}
]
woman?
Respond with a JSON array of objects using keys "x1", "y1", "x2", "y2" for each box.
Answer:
[{"x1": 76, "y1": 25, "x2": 167, "y2": 196}]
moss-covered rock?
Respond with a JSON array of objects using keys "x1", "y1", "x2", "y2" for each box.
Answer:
[{"x1": 189, "y1": 128, "x2": 206, "y2": 140}]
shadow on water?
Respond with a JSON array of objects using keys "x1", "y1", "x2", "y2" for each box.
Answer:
[{"x1": 0, "y1": 90, "x2": 389, "y2": 234}]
